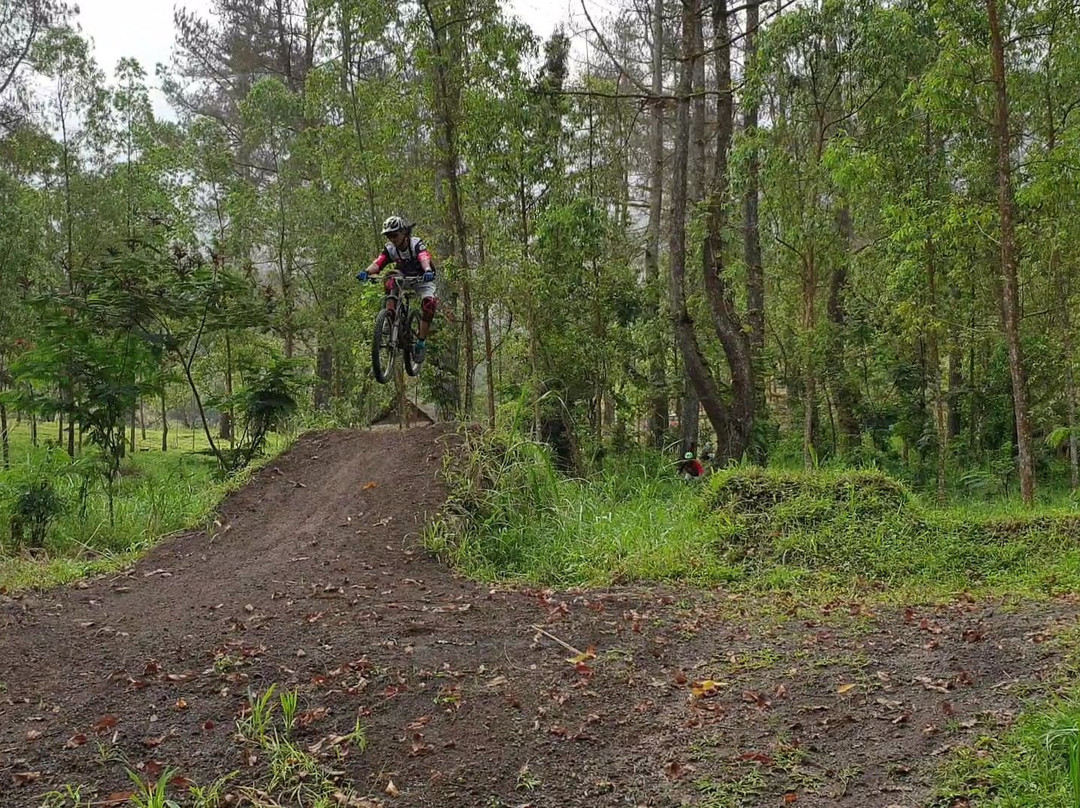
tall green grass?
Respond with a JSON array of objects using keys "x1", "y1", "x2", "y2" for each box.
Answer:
[
  {"x1": 0, "y1": 421, "x2": 290, "y2": 591},
  {"x1": 430, "y1": 430, "x2": 1080, "y2": 598},
  {"x1": 427, "y1": 430, "x2": 737, "y2": 586}
]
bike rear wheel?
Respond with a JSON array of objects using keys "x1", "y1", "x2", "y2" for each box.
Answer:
[
  {"x1": 372, "y1": 309, "x2": 396, "y2": 384},
  {"x1": 403, "y1": 310, "x2": 423, "y2": 377}
]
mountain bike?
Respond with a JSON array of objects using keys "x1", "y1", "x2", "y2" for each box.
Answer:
[{"x1": 369, "y1": 273, "x2": 424, "y2": 384}]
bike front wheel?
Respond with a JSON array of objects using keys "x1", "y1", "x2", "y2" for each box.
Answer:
[{"x1": 372, "y1": 309, "x2": 396, "y2": 384}]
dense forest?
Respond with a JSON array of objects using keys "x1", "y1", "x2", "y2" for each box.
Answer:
[{"x1": 3, "y1": 0, "x2": 1080, "y2": 507}]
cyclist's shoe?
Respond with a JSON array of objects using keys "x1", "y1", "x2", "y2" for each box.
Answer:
[{"x1": 413, "y1": 339, "x2": 426, "y2": 364}]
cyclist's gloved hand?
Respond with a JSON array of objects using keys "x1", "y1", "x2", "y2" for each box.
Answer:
[
  {"x1": 422, "y1": 270, "x2": 434, "y2": 283},
  {"x1": 356, "y1": 270, "x2": 368, "y2": 283}
]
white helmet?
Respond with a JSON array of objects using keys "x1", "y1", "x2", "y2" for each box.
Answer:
[{"x1": 381, "y1": 215, "x2": 411, "y2": 237}]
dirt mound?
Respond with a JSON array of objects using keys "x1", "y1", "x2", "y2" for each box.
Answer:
[{"x1": 0, "y1": 428, "x2": 1075, "y2": 808}]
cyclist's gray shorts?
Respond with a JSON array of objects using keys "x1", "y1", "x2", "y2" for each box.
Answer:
[{"x1": 400, "y1": 276, "x2": 436, "y2": 299}]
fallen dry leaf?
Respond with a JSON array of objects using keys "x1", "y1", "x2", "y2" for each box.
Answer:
[
  {"x1": 385, "y1": 779, "x2": 400, "y2": 797},
  {"x1": 65, "y1": 733, "x2": 87, "y2": 749},
  {"x1": 333, "y1": 791, "x2": 382, "y2": 807},
  {"x1": 25, "y1": 730, "x2": 42, "y2": 741},
  {"x1": 299, "y1": 706, "x2": 330, "y2": 727},
  {"x1": 175, "y1": 699, "x2": 188, "y2": 710},
  {"x1": 664, "y1": 760, "x2": 695, "y2": 780},
  {"x1": 13, "y1": 772, "x2": 41, "y2": 787},
  {"x1": 784, "y1": 793, "x2": 799, "y2": 803},
  {"x1": 837, "y1": 683, "x2": 857, "y2": 695},
  {"x1": 362, "y1": 481, "x2": 378, "y2": 490},
  {"x1": 92, "y1": 715, "x2": 118, "y2": 734},
  {"x1": 691, "y1": 679, "x2": 723, "y2": 698},
  {"x1": 101, "y1": 793, "x2": 135, "y2": 807}
]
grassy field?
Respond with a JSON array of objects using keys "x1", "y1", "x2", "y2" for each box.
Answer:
[{"x1": 0, "y1": 420, "x2": 291, "y2": 591}]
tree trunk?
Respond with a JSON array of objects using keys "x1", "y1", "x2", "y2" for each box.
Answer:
[
  {"x1": 160, "y1": 391, "x2": 169, "y2": 452},
  {"x1": 646, "y1": 0, "x2": 667, "y2": 449},
  {"x1": 744, "y1": 0, "x2": 765, "y2": 417},
  {"x1": 825, "y1": 207, "x2": 860, "y2": 454},
  {"x1": 0, "y1": 399, "x2": 8, "y2": 471},
  {"x1": 315, "y1": 344, "x2": 333, "y2": 412},
  {"x1": 140, "y1": 398, "x2": 146, "y2": 441},
  {"x1": 987, "y1": 0, "x2": 1036, "y2": 504},
  {"x1": 221, "y1": 331, "x2": 234, "y2": 446},
  {"x1": 130, "y1": 403, "x2": 137, "y2": 453},
  {"x1": 700, "y1": 0, "x2": 754, "y2": 460},
  {"x1": 668, "y1": 0, "x2": 734, "y2": 459},
  {"x1": 484, "y1": 303, "x2": 496, "y2": 429},
  {"x1": 802, "y1": 248, "x2": 817, "y2": 469},
  {"x1": 680, "y1": 380, "x2": 699, "y2": 454}
]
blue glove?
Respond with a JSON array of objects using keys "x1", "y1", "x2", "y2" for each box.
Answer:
[
  {"x1": 422, "y1": 270, "x2": 434, "y2": 283},
  {"x1": 356, "y1": 270, "x2": 368, "y2": 283}
]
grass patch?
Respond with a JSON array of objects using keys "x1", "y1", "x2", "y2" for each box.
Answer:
[
  {"x1": 426, "y1": 430, "x2": 737, "y2": 587},
  {"x1": 932, "y1": 631, "x2": 1080, "y2": 807},
  {"x1": 428, "y1": 430, "x2": 1080, "y2": 598},
  {"x1": 0, "y1": 421, "x2": 291, "y2": 592}
]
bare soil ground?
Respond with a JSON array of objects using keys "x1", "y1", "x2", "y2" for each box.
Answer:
[{"x1": 1, "y1": 426, "x2": 1076, "y2": 808}]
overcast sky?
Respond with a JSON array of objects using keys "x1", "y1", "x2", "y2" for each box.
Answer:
[{"x1": 74, "y1": 0, "x2": 575, "y2": 120}]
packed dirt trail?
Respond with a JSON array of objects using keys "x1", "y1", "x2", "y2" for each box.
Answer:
[{"x1": 1, "y1": 426, "x2": 1076, "y2": 808}]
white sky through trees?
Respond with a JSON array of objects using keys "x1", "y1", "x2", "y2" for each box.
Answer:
[{"x1": 73, "y1": 0, "x2": 570, "y2": 120}]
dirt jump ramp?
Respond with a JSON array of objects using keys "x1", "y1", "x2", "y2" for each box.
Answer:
[{"x1": 0, "y1": 426, "x2": 1075, "y2": 807}]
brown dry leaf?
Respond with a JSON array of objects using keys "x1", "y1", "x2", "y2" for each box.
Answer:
[
  {"x1": 664, "y1": 760, "x2": 695, "y2": 780},
  {"x1": 784, "y1": 793, "x2": 799, "y2": 803},
  {"x1": 299, "y1": 706, "x2": 330, "y2": 727},
  {"x1": 333, "y1": 791, "x2": 382, "y2": 807},
  {"x1": 143, "y1": 733, "x2": 167, "y2": 748},
  {"x1": 13, "y1": 772, "x2": 41, "y2": 787},
  {"x1": 385, "y1": 779, "x2": 401, "y2": 797},
  {"x1": 202, "y1": 720, "x2": 215, "y2": 731},
  {"x1": 362, "y1": 481, "x2": 378, "y2": 491},
  {"x1": 742, "y1": 690, "x2": 772, "y2": 709},
  {"x1": 92, "y1": 715, "x2": 119, "y2": 734},
  {"x1": 165, "y1": 673, "x2": 192, "y2": 682},
  {"x1": 408, "y1": 733, "x2": 434, "y2": 757},
  {"x1": 405, "y1": 715, "x2": 432, "y2": 731},
  {"x1": 738, "y1": 751, "x2": 774, "y2": 765},
  {"x1": 65, "y1": 733, "x2": 88, "y2": 749},
  {"x1": 25, "y1": 730, "x2": 43, "y2": 741},
  {"x1": 674, "y1": 670, "x2": 688, "y2": 685},
  {"x1": 837, "y1": 683, "x2": 858, "y2": 695},
  {"x1": 175, "y1": 699, "x2": 188, "y2": 711},
  {"x1": 101, "y1": 793, "x2": 135, "y2": 806}
]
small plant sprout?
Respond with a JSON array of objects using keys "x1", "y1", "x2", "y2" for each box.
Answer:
[
  {"x1": 127, "y1": 766, "x2": 181, "y2": 808},
  {"x1": 279, "y1": 687, "x2": 299, "y2": 732},
  {"x1": 238, "y1": 684, "x2": 278, "y2": 743}
]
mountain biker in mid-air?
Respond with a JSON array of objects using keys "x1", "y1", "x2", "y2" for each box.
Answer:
[{"x1": 356, "y1": 215, "x2": 437, "y2": 363}]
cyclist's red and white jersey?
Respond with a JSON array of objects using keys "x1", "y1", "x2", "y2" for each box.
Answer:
[{"x1": 372, "y1": 237, "x2": 433, "y2": 278}]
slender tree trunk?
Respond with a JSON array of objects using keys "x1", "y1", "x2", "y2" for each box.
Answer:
[
  {"x1": 927, "y1": 237, "x2": 947, "y2": 503},
  {"x1": 0, "y1": 400, "x2": 8, "y2": 471},
  {"x1": 31, "y1": 409, "x2": 37, "y2": 447},
  {"x1": 221, "y1": 331, "x2": 234, "y2": 447},
  {"x1": 803, "y1": 247, "x2": 817, "y2": 469},
  {"x1": 130, "y1": 403, "x2": 137, "y2": 453},
  {"x1": 744, "y1": 0, "x2": 765, "y2": 418},
  {"x1": 679, "y1": 0, "x2": 708, "y2": 456},
  {"x1": 987, "y1": 0, "x2": 1035, "y2": 504},
  {"x1": 139, "y1": 398, "x2": 146, "y2": 441},
  {"x1": 484, "y1": 303, "x2": 495, "y2": 429},
  {"x1": 160, "y1": 391, "x2": 168, "y2": 452},
  {"x1": 646, "y1": 0, "x2": 667, "y2": 448}
]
